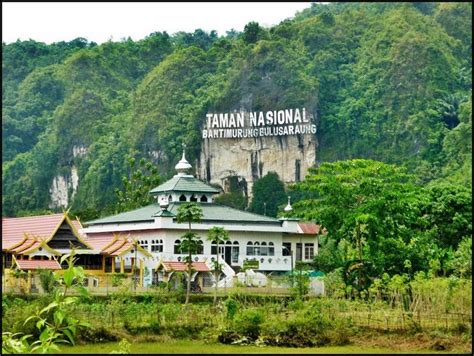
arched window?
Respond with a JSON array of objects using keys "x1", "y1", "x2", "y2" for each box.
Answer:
[
  {"x1": 254, "y1": 241, "x2": 260, "y2": 256},
  {"x1": 232, "y1": 241, "x2": 239, "y2": 263},
  {"x1": 179, "y1": 194, "x2": 187, "y2": 202},
  {"x1": 196, "y1": 240, "x2": 204, "y2": 254},
  {"x1": 246, "y1": 241, "x2": 253, "y2": 256},
  {"x1": 261, "y1": 242, "x2": 268, "y2": 256},
  {"x1": 139, "y1": 240, "x2": 149, "y2": 251},
  {"x1": 151, "y1": 239, "x2": 163, "y2": 253},
  {"x1": 168, "y1": 194, "x2": 173, "y2": 202},
  {"x1": 210, "y1": 240, "x2": 217, "y2": 255},
  {"x1": 174, "y1": 239, "x2": 181, "y2": 254},
  {"x1": 200, "y1": 195, "x2": 208, "y2": 202},
  {"x1": 190, "y1": 194, "x2": 197, "y2": 202},
  {"x1": 268, "y1": 242, "x2": 275, "y2": 256}
]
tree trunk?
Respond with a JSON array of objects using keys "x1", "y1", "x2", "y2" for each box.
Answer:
[
  {"x1": 185, "y1": 221, "x2": 192, "y2": 304},
  {"x1": 214, "y1": 242, "x2": 219, "y2": 305},
  {"x1": 357, "y1": 223, "x2": 364, "y2": 290}
]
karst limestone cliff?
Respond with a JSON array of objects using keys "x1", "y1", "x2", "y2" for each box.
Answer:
[{"x1": 198, "y1": 133, "x2": 316, "y2": 199}]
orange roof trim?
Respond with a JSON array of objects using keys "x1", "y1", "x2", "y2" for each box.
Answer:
[
  {"x1": 160, "y1": 261, "x2": 210, "y2": 272},
  {"x1": 14, "y1": 258, "x2": 62, "y2": 271},
  {"x1": 298, "y1": 222, "x2": 326, "y2": 235}
]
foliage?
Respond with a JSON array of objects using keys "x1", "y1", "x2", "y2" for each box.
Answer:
[
  {"x1": 290, "y1": 262, "x2": 311, "y2": 298},
  {"x1": 232, "y1": 308, "x2": 264, "y2": 340},
  {"x1": 207, "y1": 226, "x2": 230, "y2": 305},
  {"x1": 214, "y1": 192, "x2": 247, "y2": 210},
  {"x1": 114, "y1": 156, "x2": 161, "y2": 214},
  {"x1": 290, "y1": 159, "x2": 471, "y2": 290},
  {"x1": 2, "y1": 3, "x2": 472, "y2": 217},
  {"x1": 447, "y1": 237, "x2": 472, "y2": 278},
  {"x1": 110, "y1": 338, "x2": 132, "y2": 354},
  {"x1": 176, "y1": 202, "x2": 203, "y2": 304},
  {"x1": 223, "y1": 298, "x2": 239, "y2": 321},
  {"x1": 111, "y1": 273, "x2": 128, "y2": 287},
  {"x1": 2, "y1": 251, "x2": 90, "y2": 354},
  {"x1": 250, "y1": 172, "x2": 287, "y2": 217},
  {"x1": 37, "y1": 268, "x2": 57, "y2": 294}
]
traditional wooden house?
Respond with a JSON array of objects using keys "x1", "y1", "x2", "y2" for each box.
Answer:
[{"x1": 2, "y1": 212, "x2": 151, "y2": 291}]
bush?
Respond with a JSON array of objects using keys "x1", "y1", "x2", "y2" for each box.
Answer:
[
  {"x1": 259, "y1": 300, "x2": 351, "y2": 347},
  {"x1": 233, "y1": 309, "x2": 264, "y2": 340},
  {"x1": 224, "y1": 298, "x2": 238, "y2": 320},
  {"x1": 123, "y1": 320, "x2": 162, "y2": 336},
  {"x1": 77, "y1": 326, "x2": 121, "y2": 343},
  {"x1": 112, "y1": 273, "x2": 128, "y2": 287},
  {"x1": 37, "y1": 269, "x2": 56, "y2": 294}
]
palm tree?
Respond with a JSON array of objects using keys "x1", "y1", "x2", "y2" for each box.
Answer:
[
  {"x1": 207, "y1": 226, "x2": 230, "y2": 305},
  {"x1": 176, "y1": 202, "x2": 203, "y2": 304}
]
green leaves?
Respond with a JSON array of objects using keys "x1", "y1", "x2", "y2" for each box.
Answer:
[
  {"x1": 176, "y1": 203, "x2": 203, "y2": 225},
  {"x1": 250, "y1": 172, "x2": 287, "y2": 217},
  {"x1": 1, "y1": 2, "x2": 471, "y2": 221},
  {"x1": 207, "y1": 226, "x2": 230, "y2": 245},
  {"x1": 114, "y1": 155, "x2": 161, "y2": 214},
  {"x1": 178, "y1": 231, "x2": 201, "y2": 255},
  {"x1": 4, "y1": 250, "x2": 90, "y2": 353}
]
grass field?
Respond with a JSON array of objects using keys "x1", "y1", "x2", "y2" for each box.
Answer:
[{"x1": 59, "y1": 339, "x2": 468, "y2": 354}]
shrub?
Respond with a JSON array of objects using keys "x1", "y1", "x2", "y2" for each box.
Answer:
[
  {"x1": 233, "y1": 309, "x2": 264, "y2": 340},
  {"x1": 37, "y1": 269, "x2": 56, "y2": 294},
  {"x1": 224, "y1": 298, "x2": 238, "y2": 320},
  {"x1": 77, "y1": 326, "x2": 121, "y2": 343},
  {"x1": 112, "y1": 273, "x2": 128, "y2": 287}
]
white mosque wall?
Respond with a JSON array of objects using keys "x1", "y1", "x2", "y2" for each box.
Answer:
[{"x1": 83, "y1": 225, "x2": 319, "y2": 272}]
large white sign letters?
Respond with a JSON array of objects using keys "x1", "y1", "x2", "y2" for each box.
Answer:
[{"x1": 202, "y1": 108, "x2": 316, "y2": 139}]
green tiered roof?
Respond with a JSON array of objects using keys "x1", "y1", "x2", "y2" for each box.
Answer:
[
  {"x1": 85, "y1": 202, "x2": 281, "y2": 226},
  {"x1": 86, "y1": 149, "x2": 280, "y2": 227},
  {"x1": 150, "y1": 175, "x2": 220, "y2": 195}
]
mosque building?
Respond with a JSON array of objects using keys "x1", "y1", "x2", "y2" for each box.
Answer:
[
  {"x1": 2, "y1": 150, "x2": 321, "y2": 290},
  {"x1": 82, "y1": 149, "x2": 321, "y2": 286}
]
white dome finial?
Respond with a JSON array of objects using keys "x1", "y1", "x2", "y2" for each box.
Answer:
[
  {"x1": 284, "y1": 196, "x2": 293, "y2": 212},
  {"x1": 175, "y1": 143, "x2": 192, "y2": 176}
]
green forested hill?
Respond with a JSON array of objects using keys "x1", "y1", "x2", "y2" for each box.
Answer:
[{"x1": 2, "y1": 2, "x2": 472, "y2": 217}]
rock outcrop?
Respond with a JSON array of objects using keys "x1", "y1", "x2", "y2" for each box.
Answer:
[{"x1": 198, "y1": 133, "x2": 316, "y2": 198}]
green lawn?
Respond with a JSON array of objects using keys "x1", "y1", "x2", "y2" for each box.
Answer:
[{"x1": 59, "y1": 340, "x2": 460, "y2": 354}]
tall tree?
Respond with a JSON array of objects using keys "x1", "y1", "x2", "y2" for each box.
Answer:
[
  {"x1": 114, "y1": 156, "x2": 161, "y2": 213},
  {"x1": 176, "y1": 202, "x2": 203, "y2": 304},
  {"x1": 250, "y1": 172, "x2": 287, "y2": 217},
  {"x1": 207, "y1": 226, "x2": 230, "y2": 305},
  {"x1": 289, "y1": 159, "x2": 421, "y2": 290}
]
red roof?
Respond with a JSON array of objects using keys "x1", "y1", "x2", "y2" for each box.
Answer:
[
  {"x1": 2, "y1": 214, "x2": 65, "y2": 250},
  {"x1": 102, "y1": 239, "x2": 129, "y2": 256},
  {"x1": 84, "y1": 233, "x2": 148, "y2": 257},
  {"x1": 9, "y1": 238, "x2": 41, "y2": 254},
  {"x1": 83, "y1": 232, "x2": 117, "y2": 250},
  {"x1": 298, "y1": 222, "x2": 323, "y2": 235},
  {"x1": 70, "y1": 219, "x2": 86, "y2": 237},
  {"x1": 15, "y1": 259, "x2": 62, "y2": 270},
  {"x1": 161, "y1": 261, "x2": 210, "y2": 272}
]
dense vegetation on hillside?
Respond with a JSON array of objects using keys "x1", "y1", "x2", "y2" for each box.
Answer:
[
  {"x1": 289, "y1": 159, "x2": 471, "y2": 291},
  {"x1": 2, "y1": 2, "x2": 472, "y2": 217}
]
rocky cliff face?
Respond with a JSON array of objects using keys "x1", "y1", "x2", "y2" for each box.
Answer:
[
  {"x1": 49, "y1": 146, "x2": 85, "y2": 209},
  {"x1": 198, "y1": 133, "x2": 317, "y2": 199}
]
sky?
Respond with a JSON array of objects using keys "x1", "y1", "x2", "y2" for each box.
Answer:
[{"x1": 2, "y1": 2, "x2": 314, "y2": 44}]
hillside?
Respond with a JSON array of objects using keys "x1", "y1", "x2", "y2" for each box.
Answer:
[{"x1": 2, "y1": 2, "x2": 472, "y2": 218}]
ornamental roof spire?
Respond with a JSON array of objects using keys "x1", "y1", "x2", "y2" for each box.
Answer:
[
  {"x1": 284, "y1": 196, "x2": 293, "y2": 212},
  {"x1": 175, "y1": 143, "x2": 192, "y2": 176}
]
